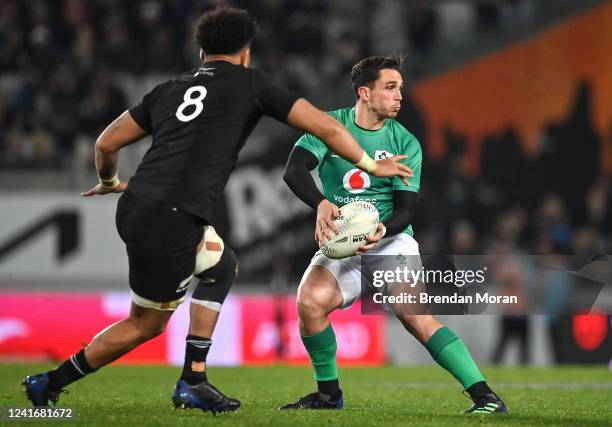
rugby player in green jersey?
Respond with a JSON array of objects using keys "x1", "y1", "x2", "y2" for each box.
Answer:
[{"x1": 281, "y1": 56, "x2": 507, "y2": 415}]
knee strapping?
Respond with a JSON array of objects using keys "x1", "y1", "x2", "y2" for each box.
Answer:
[
  {"x1": 192, "y1": 247, "x2": 238, "y2": 311},
  {"x1": 194, "y1": 226, "x2": 225, "y2": 275}
]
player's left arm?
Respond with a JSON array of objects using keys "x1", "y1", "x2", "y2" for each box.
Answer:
[
  {"x1": 355, "y1": 191, "x2": 418, "y2": 254},
  {"x1": 382, "y1": 137, "x2": 422, "y2": 236},
  {"x1": 81, "y1": 111, "x2": 148, "y2": 197},
  {"x1": 382, "y1": 190, "x2": 419, "y2": 236},
  {"x1": 356, "y1": 137, "x2": 421, "y2": 254}
]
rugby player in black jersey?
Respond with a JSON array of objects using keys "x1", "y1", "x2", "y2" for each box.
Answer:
[{"x1": 22, "y1": 7, "x2": 411, "y2": 414}]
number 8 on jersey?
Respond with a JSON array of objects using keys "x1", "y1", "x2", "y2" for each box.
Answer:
[{"x1": 176, "y1": 86, "x2": 207, "y2": 122}]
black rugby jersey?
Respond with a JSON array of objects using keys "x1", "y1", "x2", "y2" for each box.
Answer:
[{"x1": 127, "y1": 60, "x2": 299, "y2": 221}]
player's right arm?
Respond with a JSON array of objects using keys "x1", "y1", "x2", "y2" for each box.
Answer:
[
  {"x1": 283, "y1": 146, "x2": 339, "y2": 244},
  {"x1": 286, "y1": 99, "x2": 412, "y2": 181},
  {"x1": 81, "y1": 111, "x2": 147, "y2": 197},
  {"x1": 250, "y1": 71, "x2": 412, "y2": 181}
]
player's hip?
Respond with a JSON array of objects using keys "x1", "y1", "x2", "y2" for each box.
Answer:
[
  {"x1": 116, "y1": 190, "x2": 205, "y2": 248},
  {"x1": 305, "y1": 233, "x2": 422, "y2": 310},
  {"x1": 308, "y1": 232, "x2": 422, "y2": 282},
  {"x1": 115, "y1": 191, "x2": 206, "y2": 306},
  {"x1": 312, "y1": 232, "x2": 419, "y2": 260}
]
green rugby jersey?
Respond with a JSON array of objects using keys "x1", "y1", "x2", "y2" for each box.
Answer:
[{"x1": 295, "y1": 107, "x2": 422, "y2": 236}]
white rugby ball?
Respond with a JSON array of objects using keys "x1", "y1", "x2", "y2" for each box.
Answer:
[{"x1": 320, "y1": 201, "x2": 379, "y2": 259}]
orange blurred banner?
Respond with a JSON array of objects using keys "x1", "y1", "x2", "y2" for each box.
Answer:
[{"x1": 411, "y1": 3, "x2": 612, "y2": 176}]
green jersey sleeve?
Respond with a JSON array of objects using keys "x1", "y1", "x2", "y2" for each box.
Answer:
[
  {"x1": 295, "y1": 133, "x2": 329, "y2": 164},
  {"x1": 393, "y1": 136, "x2": 422, "y2": 192}
]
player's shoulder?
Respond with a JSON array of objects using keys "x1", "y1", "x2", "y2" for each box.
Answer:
[
  {"x1": 388, "y1": 119, "x2": 418, "y2": 141},
  {"x1": 149, "y1": 70, "x2": 198, "y2": 95},
  {"x1": 166, "y1": 68, "x2": 202, "y2": 85},
  {"x1": 389, "y1": 120, "x2": 421, "y2": 148},
  {"x1": 245, "y1": 66, "x2": 277, "y2": 86},
  {"x1": 297, "y1": 107, "x2": 350, "y2": 143},
  {"x1": 326, "y1": 107, "x2": 352, "y2": 124}
]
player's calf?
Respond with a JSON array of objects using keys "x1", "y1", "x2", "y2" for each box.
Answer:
[
  {"x1": 395, "y1": 313, "x2": 444, "y2": 344},
  {"x1": 173, "y1": 244, "x2": 239, "y2": 413}
]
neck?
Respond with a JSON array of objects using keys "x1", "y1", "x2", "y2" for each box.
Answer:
[
  {"x1": 203, "y1": 54, "x2": 242, "y2": 65},
  {"x1": 354, "y1": 102, "x2": 385, "y2": 130}
]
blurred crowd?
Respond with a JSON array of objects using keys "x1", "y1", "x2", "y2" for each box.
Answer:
[
  {"x1": 1, "y1": 0, "x2": 609, "y2": 253},
  {"x1": 0, "y1": 0, "x2": 543, "y2": 167}
]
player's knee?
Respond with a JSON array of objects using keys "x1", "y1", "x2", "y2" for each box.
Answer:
[
  {"x1": 194, "y1": 226, "x2": 226, "y2": 276},
  {"x1": 399, "y1": 314, "x2": 435, "y2": 332},
  {"x1": 195, "y1": 246, "x2": 237, "y2": 282},
  {"x1": 297, "y1": 285, "x2": 332, "y2": 318},
  {"x1": 192, "y1": 247, "x2": 238, "y2": 309},
  {"x1": 219, "y1": 247, "x2": 238, "y2": 279},
  {"x1": 399, "y1": 314, "x2": 419, "y2": 327},
  {"x1": 148, "y1": 323, "x2": 167, "y2": 339},
  {"x1": 134, "y1": 321, "x2": 167, "y2": 342}
]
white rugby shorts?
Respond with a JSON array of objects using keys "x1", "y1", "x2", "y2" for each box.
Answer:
[{"x1": 300, "y1": 233, "x2": 423, "y2": 309}]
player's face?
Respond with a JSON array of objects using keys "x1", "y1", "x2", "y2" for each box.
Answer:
[{"x1": 367, "y1": 69, "x2": 403, "y2": 118}]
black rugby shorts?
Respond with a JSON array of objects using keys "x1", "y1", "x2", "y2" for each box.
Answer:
[{"x1": 115, "y1": 191, "x2": 205, "y2": 304}]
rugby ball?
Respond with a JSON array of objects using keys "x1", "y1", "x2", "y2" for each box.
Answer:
[{"x1": 320, "y1": 201, "x2": 379, "y2": 259}]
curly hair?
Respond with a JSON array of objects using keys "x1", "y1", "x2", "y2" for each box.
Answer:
[
  {"x1": 350, "y1": 55, "x2": 404, "y2": 98},
  {"x1": 195, "y1": 7, "x2": 257, "y2": 55}
]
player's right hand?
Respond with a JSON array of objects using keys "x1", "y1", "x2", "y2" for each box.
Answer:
[
  {"x1": 371, "y1": 155, "x2": 413, "y2": 185},
  {"x1": 81, "y1": 181, "x2": 127, "y2": 197},
  {"x1": 315, "y1": 199, "x2": 340, "y2": 244}
]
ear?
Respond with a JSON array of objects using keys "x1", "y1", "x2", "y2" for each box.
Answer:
[
  {"x1": 240, "y1": 47, "x2": 251, "y2": 68},
  {"x1": 357, "y1": 86, "x2": 370, "y2": 101},
  {"x1": 199, "y1": 49, "x2": 205, "y2": 63}
]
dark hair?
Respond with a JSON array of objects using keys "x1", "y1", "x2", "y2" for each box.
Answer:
[
  {"x1": 195, "y1": 7, "x2": 257, "y2": 55},
  {"x1": 350, "y1": 55, "x2": 404, "y2": 97}
]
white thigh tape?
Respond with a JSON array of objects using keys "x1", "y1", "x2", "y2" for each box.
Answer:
[
  {"x1": 194, "y1": 226, "x2": 225, "y2": 275},
  {"x1": 131, "y1": 291, "x2": 186, "y2": 311}
]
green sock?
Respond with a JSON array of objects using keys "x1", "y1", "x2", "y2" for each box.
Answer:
[
  {"x1": 424, "y1": 326, "x2": 485, "y2": 389},
  {"x1": 301, "y1": 324, "x2": 338, "y2": 381}
]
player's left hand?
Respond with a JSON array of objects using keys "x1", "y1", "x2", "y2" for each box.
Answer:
[
  {"x1": 371, "y1": 155, "x2": 413, "y2": 185},
  {"x1": 356, "y1": 223, "x2": 386, "y2": 255},
  {"x1": 81, "y1": 181, "x2": 127, "y2": 197}
]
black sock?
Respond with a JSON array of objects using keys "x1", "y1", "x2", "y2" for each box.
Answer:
[
  {"x1": 317, "y1": 379, "x2": 341, "y2": 401},
  {"x1": 47, "y1": 349, "x2": 98, "y2": 391},
  {"x1": 466, "y1": 381, "x2": 494, "y2": 398},
  {"x1": 180, "y1": 335, "x2": 211, "y2": 385}
]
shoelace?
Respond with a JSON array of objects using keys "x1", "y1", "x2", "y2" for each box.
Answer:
[{"x1": 462, "y1": 390, "x2": 492, "y2": 409}]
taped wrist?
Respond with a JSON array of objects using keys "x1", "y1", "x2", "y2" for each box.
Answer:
[
  {"x1": 99, "y1": 173, "x2": 120, "y2": 190},
  {"x1": 355, "y1": 152, "x2": 377, "y2": 174}
]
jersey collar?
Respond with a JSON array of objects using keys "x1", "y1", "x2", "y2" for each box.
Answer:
[{"x1": 349, "y1": 107, "x2": 389, "y2": 135}]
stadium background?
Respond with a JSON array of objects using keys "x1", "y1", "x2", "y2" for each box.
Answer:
[{"x1": 0, "y1": 0, "x2": 611, "y2": 369}]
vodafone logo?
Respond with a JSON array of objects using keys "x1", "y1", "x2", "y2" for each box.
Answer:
[{"x1": 343, "y1": 169, "x2": 371, "y2": 194}]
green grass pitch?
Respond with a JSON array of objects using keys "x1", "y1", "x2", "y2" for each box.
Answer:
[{"x1": 1, "y1": 364, "x2": 611, "y2": 426}]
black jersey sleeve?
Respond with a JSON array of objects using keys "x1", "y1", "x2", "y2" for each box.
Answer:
[
  {"x1": 283, "y1": 146, "x2": 325, "y2": 210},
  {"x1": 251, "y1": 69, "x2": 299, "y2": 123},
  {"x1": 383, "y1": 190, "x2": 418, "y2": 237},
  {"x1": 128, "y1": 90, "x2": 154, "y2": 133}
]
